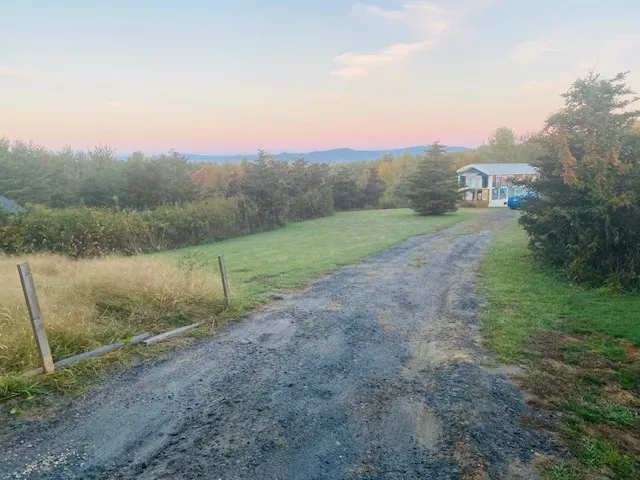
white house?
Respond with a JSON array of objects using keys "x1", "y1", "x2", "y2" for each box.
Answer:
[{"x1": 457, "y1": 163, "x2": 538, "y2": 207}]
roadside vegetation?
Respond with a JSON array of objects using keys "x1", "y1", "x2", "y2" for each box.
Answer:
[
  {"x1": 481, "y1": 225, "x2": 639, "y2": 479},
  {"x1": 1, "y1": 208, "x2": 472, "y2": 404},
  {"x1": 482, "y1": 73, "x2": 640, "y2": 479},
  {"x1": 520, "y1": 72, "x2": 640, "y2": 291},
  {"x1": 0, "y1": 254, "x2": 241, "y2": 402}
]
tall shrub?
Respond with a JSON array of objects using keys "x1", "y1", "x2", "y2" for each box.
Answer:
[
  {"x1": 404, "y1": 142, "x2": 460, "y2": 215},
  {"x1": 0, "y1": 197, "x2": 262, "y2": 257},
  {"x1": 520, "y1": 72, "x2": 640, "y2": 290},
  {"x1": 239, "y1": 151, "x2": 289, "y2": 228},
  {"x1": 331, "y1": 167, "x2": 361, "y2": 210}
]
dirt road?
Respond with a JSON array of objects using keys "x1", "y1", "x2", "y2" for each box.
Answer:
[{"x1": 1, "y1": 210, "x2": 557, "y2": 479}]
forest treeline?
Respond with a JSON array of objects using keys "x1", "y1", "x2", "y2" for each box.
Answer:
[
  {"x1": 0, "y1": 127, "x2": 540, "y2": 210},
  {"x1": 0, "y1": 127, "x2": 541, "y2": 257}
]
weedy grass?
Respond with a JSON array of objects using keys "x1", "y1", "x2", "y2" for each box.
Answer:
[
  {"x1": 480, "y1": 222, "x2": 640, "y2": 479},
  {"x1": 0, "y1": 254, "x2": 250, "y2": 403},
  {"x1": 2, "y1": 208, "x2": 473, "y2": 405}
]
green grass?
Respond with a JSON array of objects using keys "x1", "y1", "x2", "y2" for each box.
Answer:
[
  {"x1": 479, "y1": 224, "x2": 640, "y2": 363},
  {"x1": 2, "y1": 209, "x2": 472, "y2": 408},
  {"x1": 165, "y1": 209, "x2": 473, "y2": 294},
  {"x1": 480, "y1": 221, "x2": 640, "y2": 479}
]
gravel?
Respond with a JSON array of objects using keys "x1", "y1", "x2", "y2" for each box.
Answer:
[{"x1": 0, "y1": 210, "x2": 558, "y2": 479}]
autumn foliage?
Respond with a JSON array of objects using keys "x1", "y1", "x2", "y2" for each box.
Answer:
[{"x1": 191, "y1": 163, "x2": 244, "y2": 194}]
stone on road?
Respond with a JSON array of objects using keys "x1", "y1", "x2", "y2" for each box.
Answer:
[{"x1": 0, "y1": 210, "x2": 557, "y2": 479}]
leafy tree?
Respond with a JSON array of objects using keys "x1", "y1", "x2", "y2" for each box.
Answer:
[
  {"x1": 486, "y1": 127, "x2": 518, "y2": 163},
  {"x1": 239, "y1": 150, "x2": 289, "y2": 228},
  {"x1": 360, "y1": 168, "x2": 385, "y2": 208},
  {"x1": 377, "y1": 158, "x2": 403, "y2": 185},
  {"x1": 331, "y1": 167, "x2": 361, "y2": 210},
  {"x1": 520, "y1": 71, "x2": 640, "y2": 290},
  {"x1": 120, "y1": 152, "x2": 198, "y2": 209},
  {"x1": 191, "y1": 162, "x2": 244, "y2": 198},
  {"x1": 403, "y1": 142, "x2": 460, "y2": 215}
]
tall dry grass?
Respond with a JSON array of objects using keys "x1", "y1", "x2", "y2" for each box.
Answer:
[{"x1": 0, "y1": 254, "x2": 230, "y2": 377}]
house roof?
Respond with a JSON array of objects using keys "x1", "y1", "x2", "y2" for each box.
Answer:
[{"x1": 457, "y1": 163, "x2": 537, "y2": 176}]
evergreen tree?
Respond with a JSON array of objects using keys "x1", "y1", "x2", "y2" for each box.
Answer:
[
  {"x1": 239, "y1": 150, "x2": 289, "y2": 228},
  {"x1": 404, "y1": 142, "x2": 460, "y2": 215},
  {"x1": 520, "y1": 72, "x2": 640, "y2": 289}
]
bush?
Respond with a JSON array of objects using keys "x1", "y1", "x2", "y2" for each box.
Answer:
[
  {"x1": 0, "y1": 205, "x2": 149, "y2": 257},
  {"x1": 287, "y1": 188, "x2": 334, "y2": 222},
  {"x1": 520, "y1": 72, "x2": 640, "y2": 290},
  {"x1": 379, "y1": 192, "x2": 408, "y2": 209},
  {"x1": 0, "y1": 197, "x2": 264, "y2": 257},
  {"x1": 141, "y1": 197, "x2": 261, "y2": 250}
]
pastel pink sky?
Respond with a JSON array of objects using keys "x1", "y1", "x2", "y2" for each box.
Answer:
[{"x1": 1, "y1": 0, "x2": 639, "y2": 154}]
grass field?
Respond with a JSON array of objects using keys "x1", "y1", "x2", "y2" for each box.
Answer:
[
  {"x1": 480, "y1": 222, "x2": 640, "y2": 479},
  {"x1": 2, "y1": 208, "x2": 473, "y2": 405},
  {"x1": 164, "y1": 208, "x2": 474, "y2": 294},
  {"x1": 0, "y1": 255, "x2": 236, "y2": 403}
]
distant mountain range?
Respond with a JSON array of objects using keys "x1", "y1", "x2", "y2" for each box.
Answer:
[{"x1": 117, "y1": 146, "x2": 469, "y2": 164}]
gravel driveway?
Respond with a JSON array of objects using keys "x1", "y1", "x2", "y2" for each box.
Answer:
[{"x1": 0, "y1": 210, "x2": 557, "y2": 479}]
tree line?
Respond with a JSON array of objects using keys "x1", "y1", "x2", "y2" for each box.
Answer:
[
  {"x1": 4, "y1": 70, "x2": 638, "y2": 288},
  {"x1": 0, "y1": 125, "x2": 541, "y2": 213}
]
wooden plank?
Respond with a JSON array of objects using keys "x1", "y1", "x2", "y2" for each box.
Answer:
[
  {"x1": 218, "y1": 255, "x2": 230, "y2": 306},
  {"x1": 128, "y1": 333, "x2": 150, "y2": 345},
  {"x1": 54, "y1": 342, "x2": 125, "y2": 368},
  {"x1": 143, "y1": 324, "x2": 200, "y2": 345},
  {"x1": 17, "y1": 262, "x2": 55, "y2": 374}
]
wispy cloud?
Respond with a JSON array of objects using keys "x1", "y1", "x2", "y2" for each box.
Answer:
[
  {"x1": 332, "y1": 1, "x2": 490, "y2": 79},
  {"x1": 107, "y1": 101, "x2": 122, "y2": 108},
  {"x1": 0, "y1": 66, "x2": 35, "y2": 79},
  {"x1": 508, "y1": 39, "x2": 562, "y2": 64},
  {"x1": 332, "y1": 41, "x2": 431, "y2": 78},
  {"x1": 352, "y1": 3, "x2": 406, "y2": 21},
  {"x1": 352, "y1": 2, "x2": 453, "y2": 37}
]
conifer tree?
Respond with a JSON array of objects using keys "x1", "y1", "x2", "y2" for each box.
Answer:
[{"x1": 404, "y1": 142, "x2": 460, "y2": 215}]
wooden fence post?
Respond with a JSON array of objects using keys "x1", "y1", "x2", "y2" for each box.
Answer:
[
  {"x1": 218, "y1": 255, "x2": 230, "y2": 306},
  {"x1": 17, "y1": 262, "x2": 55, "y2": 374}
]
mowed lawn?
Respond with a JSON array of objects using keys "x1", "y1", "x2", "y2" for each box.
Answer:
[
  {"x1": 164, "y1": 208, "x2": 474, "y2": 294},
  {"x1": 480, "y1": 222, "x2": 640, "y2": 479},
  {"x1": 480, "y1": 223, "x2": 640, "y2": 362}
]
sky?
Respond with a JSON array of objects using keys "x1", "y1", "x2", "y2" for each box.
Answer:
[{"x1": 1, "y1": 0, "x2": 639, "y2": 155}]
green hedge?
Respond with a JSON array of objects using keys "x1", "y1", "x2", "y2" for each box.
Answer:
[
  {"x1": 286, "y1": 188, "x2": 334, "y2": 222},
  {"x1": 0, "y1": 192, "x2": 337, "y2": 258},
  {"x1": 0, "y1": 197, "x2": 263, "y2": 257}
]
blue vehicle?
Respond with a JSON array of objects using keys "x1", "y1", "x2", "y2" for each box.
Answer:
[{"x1": 507, "y1": 191, "x2": 535, "y2": 209}]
